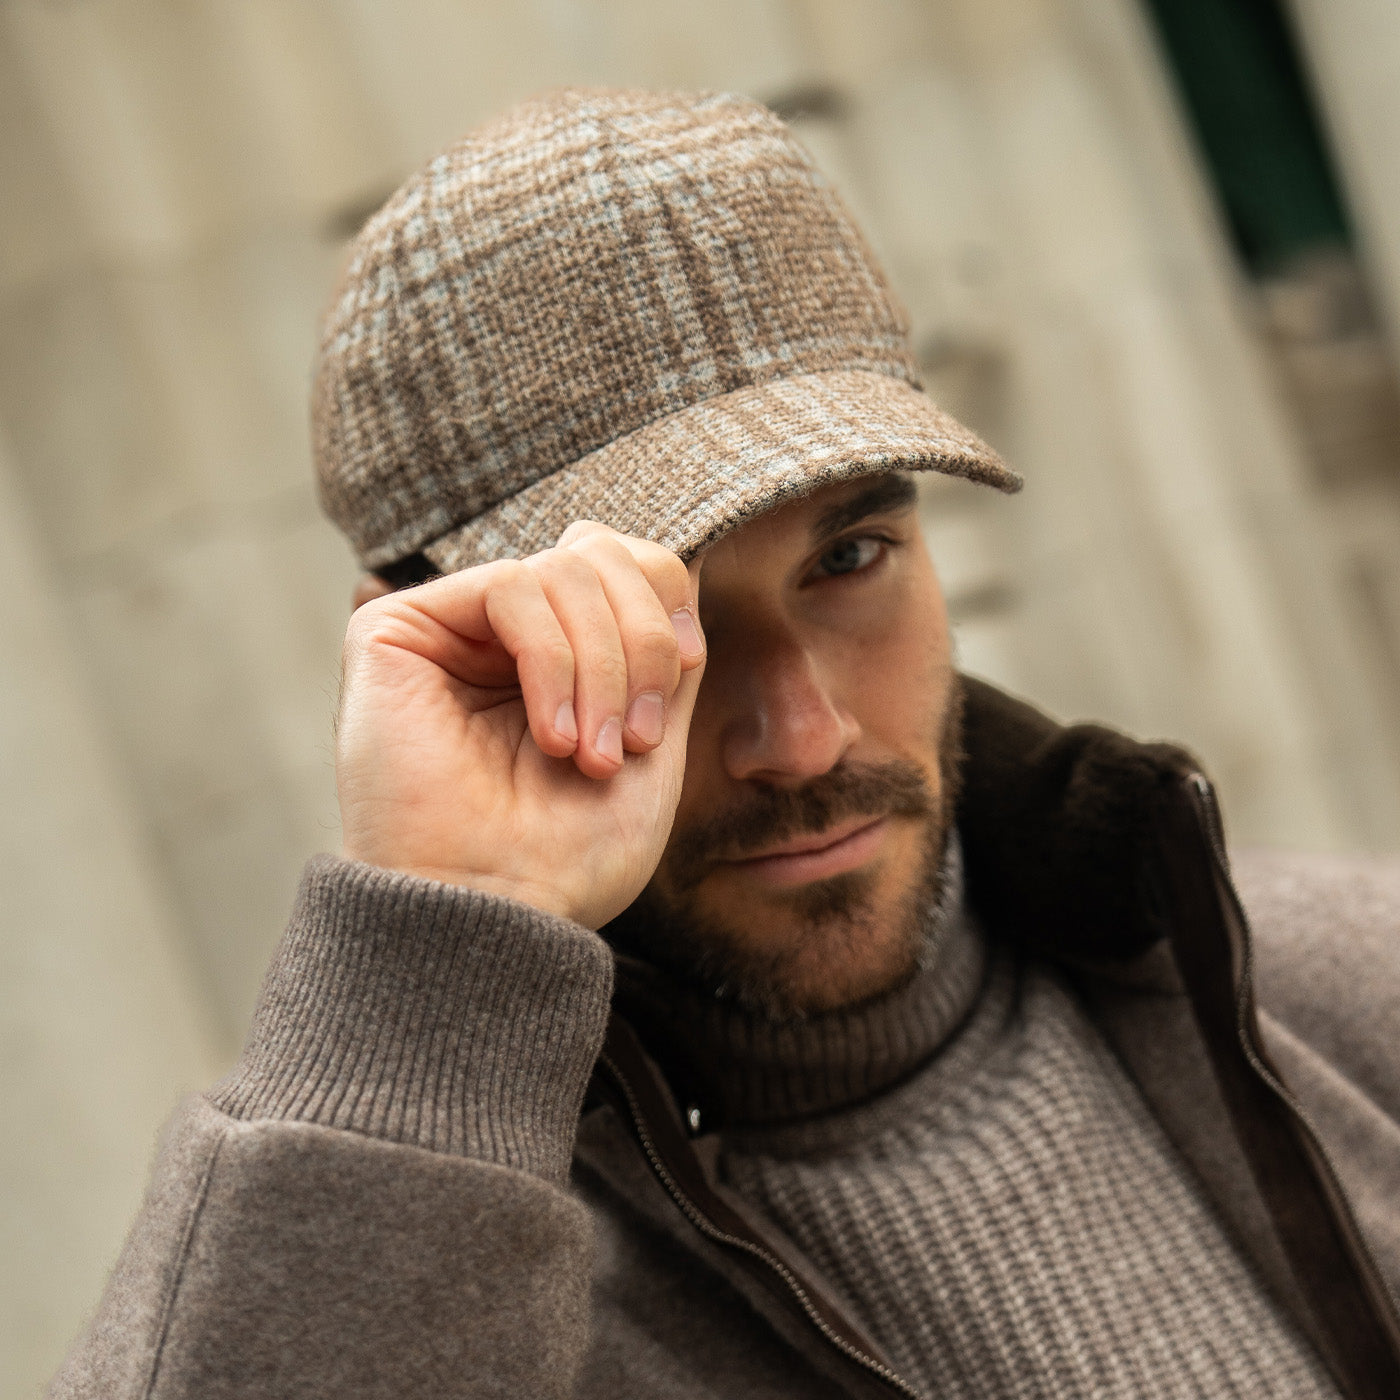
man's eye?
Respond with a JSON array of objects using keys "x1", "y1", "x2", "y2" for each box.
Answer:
[{"x1": 813, "y1": 536, "x2": 885, "y2": 578}]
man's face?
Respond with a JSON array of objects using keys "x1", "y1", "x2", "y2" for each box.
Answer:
[{"x1": 609, "y1": 472, "x2": 961, "y2": 1017}]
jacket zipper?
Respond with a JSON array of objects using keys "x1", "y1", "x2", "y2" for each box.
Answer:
[
  {"x1": 596, "y1": 1047, "x2": 927, "y2": 1400},
  {"x1": 1189, "y1": 772, "x2": 1400, "y2": 1309},
  {"x1": 1174, "y1": 772, "x2": 1400, "y2": 1397}
]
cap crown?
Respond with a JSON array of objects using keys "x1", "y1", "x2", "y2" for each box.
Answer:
[{"x1": 314, "y1": 88, "x2": 918, "y2": 568}]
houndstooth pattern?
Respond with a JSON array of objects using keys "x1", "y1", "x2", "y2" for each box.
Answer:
[
  {"x1": 313, "y1": 89, "x2": 1015, "y2": 571},
  {"x1": 719, "y1": 954, "x2": 1341, "y2": 1400}
]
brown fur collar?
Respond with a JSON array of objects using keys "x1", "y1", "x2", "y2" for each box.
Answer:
[{"x1": 958, "y1": 675, "x2": 1202, "y2": 964}]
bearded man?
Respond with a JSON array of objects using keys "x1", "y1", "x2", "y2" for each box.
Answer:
[{"x1": 52, "y1": 90, "x2": 1400, "y2": 1400}]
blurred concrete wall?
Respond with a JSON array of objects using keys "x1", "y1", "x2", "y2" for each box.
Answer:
[{"x1": 2, "y1": 0, "x2": 1398, "y2": 1393}]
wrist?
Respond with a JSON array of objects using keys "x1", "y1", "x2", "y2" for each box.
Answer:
[
  {"x1": 340, "y1": 848, "x2": 578, "y2": 923},
  {"x1": 213, "y1": 854, "x2": 614, "y2": 1178}
]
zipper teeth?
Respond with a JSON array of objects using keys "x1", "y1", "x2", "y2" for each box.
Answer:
[
  {"x1": 1190, "y1": 773, "x2": 1341, "y2": 1116},
  {"x1": 598, "y1": 1051, "x2": 925, "y2": 1400},
  {"x1": 1189, "y1": 774, "x2": 1359, "y2": 1125},
  {"x1": 1187, "y1": 774, "x2": 1400, "y2": 1350}
]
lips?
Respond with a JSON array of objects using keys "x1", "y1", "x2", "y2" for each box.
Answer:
[
  {"x1": 721, "y1": 816, "x2": 890, "y2": 889},
  {"x1": 731, "y1": 815, "x2": 883, "y2": 864}
]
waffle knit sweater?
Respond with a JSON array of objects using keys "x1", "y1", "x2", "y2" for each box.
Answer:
[{"x1": 643, "y1": 854, "x2": 1342, "y2": 1400}]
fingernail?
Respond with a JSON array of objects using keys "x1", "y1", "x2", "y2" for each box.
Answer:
[
  {"x1": 554, "y1": 701, "x2": 577, "y2": 745},
  {"x1": 626, "y1": 691, "x2": 665, "y2": 746},
  {"x1": 597, "y1": 716, "x2": 623, "y2": 765},
  {"x1": 671, "y1": 607, "x2": 703, "y2": 657}
]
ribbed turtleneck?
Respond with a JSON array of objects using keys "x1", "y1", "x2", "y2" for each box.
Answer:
[
  {"x1": 616, "y1": 836, "x2": 1337, "y2": 1398},
  {"x1": 611, "y1": 838, "x2": 986, "y2": 1128}
]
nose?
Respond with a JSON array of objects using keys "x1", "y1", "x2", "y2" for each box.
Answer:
[{"x1": 718, "y1": 630, "x2": 861, "y2": 785}]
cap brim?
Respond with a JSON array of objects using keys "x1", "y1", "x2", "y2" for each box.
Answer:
[{"x1": 421, "y1": 367, "x2": 1021, "y2": 572}]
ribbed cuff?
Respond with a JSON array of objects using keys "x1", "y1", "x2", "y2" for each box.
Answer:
[{"x1": 210, "y1": 855, "x2": 614, "y2": 1183}]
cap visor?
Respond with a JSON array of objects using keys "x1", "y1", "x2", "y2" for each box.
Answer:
[{"x1": 422, "y1": 367, "x2": 1020, "y2": 571}]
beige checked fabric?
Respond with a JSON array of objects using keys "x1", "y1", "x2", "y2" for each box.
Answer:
[{"x1": 313, "y1": 88, "x2": 1019, "y2": 573}]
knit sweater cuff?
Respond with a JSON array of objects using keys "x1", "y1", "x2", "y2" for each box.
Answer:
[{"x1": 209, "y1": 854, "x2": 615, "y2": 1183}]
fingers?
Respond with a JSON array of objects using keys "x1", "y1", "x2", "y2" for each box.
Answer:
[
  {"x1": 352, "y1": 559, "x2": 582, "y2": 760},
  {"x1": 555, "y1": 528, "x2": 705, "y2": 755},
  {"x1": 353, "y1": 523, "x2": 706, "y2": 778},
  {"x1": 478, "y1": 564, "x2": 582, "y2": 760},
  {"x1": 525, "y1": 550, "x2": 632, "y2": 777},
  {"x1": 529, "y1": 527, "x2": 704, "y2": 772},
  {"x1": 559, "y1": 524, "x2": 704, "y2": 664}
]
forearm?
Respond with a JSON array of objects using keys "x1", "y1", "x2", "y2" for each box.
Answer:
[{"x1": 51, "y1": 856, "x2": 615, "y2": 1399}]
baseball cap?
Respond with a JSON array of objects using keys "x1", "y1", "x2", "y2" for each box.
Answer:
[{"x1": 313, "y1": 87, "x2": 1020, "y2": 576}]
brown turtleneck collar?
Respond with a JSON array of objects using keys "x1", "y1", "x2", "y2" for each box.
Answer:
[{"x1": 610, "y1": 838, "x2": 987, "y2": 1129}]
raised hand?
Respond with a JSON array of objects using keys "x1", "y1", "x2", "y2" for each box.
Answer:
[{"x1": 334, "y1": 523, "x2": 705, "y2": 929}]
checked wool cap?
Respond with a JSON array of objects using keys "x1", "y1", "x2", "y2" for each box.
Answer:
[{"x1": 313, "y1": 88, "x2": 1020, "y2": 575}]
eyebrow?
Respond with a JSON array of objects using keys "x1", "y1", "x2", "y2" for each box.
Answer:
[{"x1": 811, "y1": 474, "x2": 918, "y2": 543}]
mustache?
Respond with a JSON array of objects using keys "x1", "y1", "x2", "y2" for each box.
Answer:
[{"x1": 665, "y1": 760, "x2": 935, "y2": 892}]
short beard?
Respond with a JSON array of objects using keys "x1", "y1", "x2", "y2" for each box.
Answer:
[{"x1": 603, "y1": 676, "x2": 966, "y2": 1021}]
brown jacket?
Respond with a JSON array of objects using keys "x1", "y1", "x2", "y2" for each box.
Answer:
[{"x1": 50, "y1": 680, "x2": 1400, "y2": 1399}]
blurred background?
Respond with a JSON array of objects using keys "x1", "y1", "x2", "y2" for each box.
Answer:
[{"x1": 3, "y1": 0, "x2": 1399, "y2": 1391}]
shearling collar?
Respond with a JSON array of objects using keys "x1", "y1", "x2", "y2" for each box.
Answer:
[{"x1": 956, "y1": 675, "x2": 1201, "y2": 965}]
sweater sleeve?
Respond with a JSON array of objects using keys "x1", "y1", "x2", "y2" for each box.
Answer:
[{"x1": 49, "y1": 855, "x2": 616, "y2": 1400}]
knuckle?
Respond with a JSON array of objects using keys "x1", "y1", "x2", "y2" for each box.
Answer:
[
  {"x1": 487, "y1": 556, "x2": 536, "y2": 594},
  {"x1": 561, "y1": 532, "x2": 636, "y2": 581},
  {"x1": 526, "y1": 546, "x2": 594, "y2": 589},
  {"x1": 653, "y1": 550, "x2": 691, "y2": 602},
  {"x1": 499, "y1": 554, "x2": 538, "y2": 582},
  {"x1": 621, "y1": 539, "x2": 688, "y2": 597},
  {"x1": 583, "y1": 648, "x2": 630, "y2": 694},
  {"x1": 535, "y1": 633, "x2": 576, "y2": 675},
  {"x1": 627, "y1": 618, "x2": 681, "y2": 672},
  {"x1": 586, "y1": 534, "x2": 638, "y2": 568},
  {"x1": 557, "y1": 519, "x2": 612, "y2": 548},
  {"x1": 344, "y1": 594, "x2": 394, "y2": 646}
]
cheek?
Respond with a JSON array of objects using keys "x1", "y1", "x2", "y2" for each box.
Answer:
[
  {"x1": 841, "y1": 567, "x2": 952, "y2": 745},
  {"x1": 851, "y1": 631, "x2": 949, "y2": 760}
]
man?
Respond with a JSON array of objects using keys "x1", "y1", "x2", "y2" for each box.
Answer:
[{"x1": 52, "y1": 89, "x2": 1399, "y2": 1400}]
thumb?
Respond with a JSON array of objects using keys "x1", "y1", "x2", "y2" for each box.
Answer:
[
  {"x1": 660, "y1": 555, "x2": 705, "y2": 770},
  {"x1": 667, "y1": 643, "x2": 705, "y2": 741},
  {"x1": 672, "y1": 548, "x2": 706, "y2": 730}
]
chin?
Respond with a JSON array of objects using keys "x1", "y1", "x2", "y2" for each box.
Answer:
[
  {"x1": 604, "y1": 779, "x2": 958, "y2": 1021},
  {"x1": 609, "y1": 854, "x2": 934, "y2": 1022},
  {"x1": 720, "y1": 878, "x2": 928, "y2": 1015},
  {"x1": 766, "y1": 933, "x2": 924, "y2": 1017}
]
